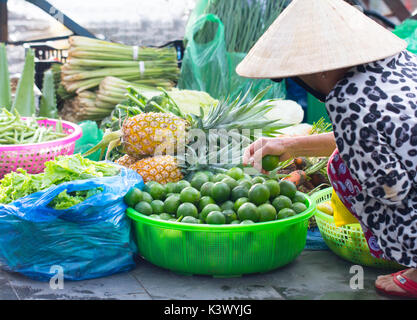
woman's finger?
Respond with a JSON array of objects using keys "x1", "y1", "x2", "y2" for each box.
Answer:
[
  {"x1": 252, "y1": 147, "x2": 266, "y2": 172},
  {"x1": 243, "y1": 138, "x2": 265, "y2": 165}
]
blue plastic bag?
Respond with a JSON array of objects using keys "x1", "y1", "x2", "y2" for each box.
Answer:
[{"x1": 0, "y1": 167, "x2": 144, "y2": 281}]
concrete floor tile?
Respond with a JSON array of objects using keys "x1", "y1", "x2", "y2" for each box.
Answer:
[
  {"x1": 131, "y1": 258, "x2": 284, "y2": 300},
  {"x1": 0, "y1": 270, "x2": 19, "y2": 300},
  {"x1": 6, "y1": 270, "x2": 151, "y2": 300}
]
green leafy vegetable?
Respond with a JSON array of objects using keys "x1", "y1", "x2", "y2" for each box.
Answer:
[
  {"x1": 0, "y1": 154, "x2": 119, "y2": 204},
  {"x1": 49, "y1": 188, "x2": 103, "y2": 210}
]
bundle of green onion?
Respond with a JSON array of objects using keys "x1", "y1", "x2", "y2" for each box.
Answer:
[{"x1": 61, "y1": 36, "x2": 179, "y2": 93}]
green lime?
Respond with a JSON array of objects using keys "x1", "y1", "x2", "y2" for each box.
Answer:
[
  {"x1": 252, "y1": 176, "x2": 266, "y2": 184},
  {"x1": 175, "y1": 180, "x2": 191, "y2": 193},
  {"x1": 272, "y1": 195, "x2": 293, "y2": 212},
  {"x1": 211, "y1": 182, "x2": 231, "y2": 203},
  {"x1": 177, "y1": 202, "x2": 198, "y2": 218},
  {"x1": 279, "y1": 180, "x2": 297, "y2": 199},
  {"x1": 230, "y1": 220, "x2": 241, "y2": 224},
  {"x1": 159, "y1": 213, "x2": 173, "y2": 220},
  {"x1": 191, "y1": 173, "x2": 209, "y2": 190},
  {"x1": 222, "y1": 209, "x2": 237, "y2": 224},
  {"x1": 238, "y1": 179, "x2": 252, "y2": 190},
  {"x1": 200, "y1": 170, "x2": 214, "y2": 181},
  {"x1": 200, "y1": 182, "x2": 214, "y2": 197},
  {"x1": 221, "y1": 177, "x2": 239, "y2": 190},
  {"x1": 277, "y1": 208, "x2": 296, "y2": 220},
  {"x1": 149, "y1": 214, "x2": 161, "y2": 219},
  {"x1": 148, "y1": 183, "x2": 166, "y2": 200},
  {"x1": 292, "y1": 202, "x2": 308, "y2": 214},
  {"x1": 264, "y1": 180, "x2": 280, "y2": 198},
  {"x1": 168, "y1": 218, "x2": 177, "y2": 222},
  {"x1": 150, "y1": 200, "x2": 165, "y2": 214},
  {"x1": 200, "y1": 203, "x2": 221, "y2": 221},
  {"x1": 237, "y1": 202, "x2": 259, "y2": 222},
  {"x1": 243, "y1": 173, "x2": 252, "y2": 181},
  {"x1": 240, "y1": 220, "x2": 255, "y2": 225},
  {"x1": 234, "y1": 197, "x2": 249, "y2": 212},
  {"x1": 141, "y1": 192, "x2": 153, "y2": 203},
  {"x1": 227, "y1": 167, "x2": 244, "y2": 180},
  {"x1": 164, "y1": 194, "x2": 181, "y2": 215},
  {"x1": 221, "y1": 200, "x2": 235, "y2": 211},
  {"x1": 144, "y1": 181, "x2": 158, "y2": 192},
  {"x1": 165, "y1": 182, "x2": 177, "y2": 194},
  {"x1": 257, "y1": 203, "x2": 277, "y2": 222},
  {"x1": 134, "y1": 201, "x2": 153, "y2": 216},
  {"x1": 213, "y1": 173, "x2": 228, "y2": 182},
  {"x1": 231, "y1": 185, "x2": 249, "y2": 201},
  {"x1": 248, "y1": 184, "x2": 270, "y2": 205},
  {"x1": 181, "y1": 216, "x2": 199, "y2": 224},
  {"x1": 206, "y1": 211, "x2": 226, "y2": 224},
  {"x1": 199, "y1": 196, "x2": 215, "y2": 211},
  {"x1": 180, "y1": 187, "x2": 201, "y2": 204},
  {"x1": 124, "y1": 188, "x2": 143, "y2": 207},
  {"x1": 262, "y1": 155, "x2": 280, "y2": 172},
  {"x1": 166, "y1": 193, "x2": 175, "y2": 198},
  {"x1": 292, "y1": 191, "x2": 307, "y2": 204}
]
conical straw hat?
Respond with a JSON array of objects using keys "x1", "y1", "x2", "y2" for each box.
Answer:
[{"x1": 236, "y1": 0, "x2": 408, "y2": 79}]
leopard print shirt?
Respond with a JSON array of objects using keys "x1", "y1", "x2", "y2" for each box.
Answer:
[{"x1": 326, "y1": 50, "x2": 417, "y2": 268}]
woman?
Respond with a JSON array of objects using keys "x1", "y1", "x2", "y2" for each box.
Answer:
[{"x1": 238, "y1": 0, "x2": 417, "y2": 298}]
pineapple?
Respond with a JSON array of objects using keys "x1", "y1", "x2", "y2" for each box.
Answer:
[
  {"x1": 128, "y1": 155, "x2": 183, "y2": 184},
  {"x1": 122, "y1": 112, "x2": 188, "y2": 158},
  {"x1": 86, "y1": 87, "x2": 289, "y2": 184},
  {"x1": 115, "y1": 154, "x2": 139, "y2": 167}
]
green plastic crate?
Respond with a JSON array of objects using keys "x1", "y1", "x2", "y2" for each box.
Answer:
[
  {"x1": 127, "y1": 196, "x2": 316, "y2": 277},
  {"x1": 311, "y1": 188, "x2": 403, "y2": 269}
]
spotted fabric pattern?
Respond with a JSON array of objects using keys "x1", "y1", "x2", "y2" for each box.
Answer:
[{"x1": 326, "y1": 50, "x2": 417, "y2": 268}]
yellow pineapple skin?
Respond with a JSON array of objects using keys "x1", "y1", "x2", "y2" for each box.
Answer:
[
  {"x1": 129, "y1": 155, "x2": 183, "y2": 184},
  {"x1": 122, "y1": 112, "x2": 188, "y2": 158},
  {"x1": 115, "y1": 154, "x2": 139, "y2": 167}
]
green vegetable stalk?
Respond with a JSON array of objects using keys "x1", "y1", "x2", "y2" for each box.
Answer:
[
  {"x1": 0, "y1": 43, "x2": 11, "y2": 110},
  {"x1": 39, "y1": 69, "x2": 58, "y2": 118},
  {"x1": 12, "y1": 49, "x2": 36, "y2": 117}
]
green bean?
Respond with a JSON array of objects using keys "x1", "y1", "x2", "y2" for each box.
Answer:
[{"x1": 0, "y1": 109, "x2": 69, "y2": 145}]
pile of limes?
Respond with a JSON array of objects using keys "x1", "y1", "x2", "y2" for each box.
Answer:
[{"x1": 125, "y1": 167, "x2": 309, "y2": 225}]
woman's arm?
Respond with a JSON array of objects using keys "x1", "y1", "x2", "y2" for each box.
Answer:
[{"x1": 243, "y1": 132, "x2": 336, "y2": 173}]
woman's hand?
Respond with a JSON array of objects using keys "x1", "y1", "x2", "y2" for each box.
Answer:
[
  {"x1": 243, "y1": 137, "x2": 297, "y2": 174},
  {"x1": 243, "y1": 133, "x2": 337, "y2": 173}
]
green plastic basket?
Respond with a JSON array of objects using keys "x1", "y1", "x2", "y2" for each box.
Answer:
[
  {"x1": 312, "y1": 188, "x2": 403, "y2": 269},
  {"x1": 127, "y1": 196, "x2": 315, "y2": 277}
]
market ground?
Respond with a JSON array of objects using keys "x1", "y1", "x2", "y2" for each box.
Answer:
[{"x1": 0, "y1": 250, "x2": 401, "y2": 300}]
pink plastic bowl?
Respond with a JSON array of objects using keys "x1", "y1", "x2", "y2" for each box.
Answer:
[{"x1": 0, "y1": 118, "x2": 82, "y2": 178}]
